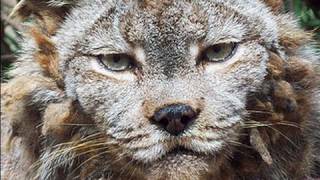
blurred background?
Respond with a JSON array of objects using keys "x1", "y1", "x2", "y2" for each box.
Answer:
[{"x1": 1, "y1": 0, "x2": 320, "y2": 82}]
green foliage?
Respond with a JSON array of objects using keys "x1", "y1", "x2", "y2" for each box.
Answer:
[{"x1": 287, "y1": 0, "x2": 320, "y2": 42}]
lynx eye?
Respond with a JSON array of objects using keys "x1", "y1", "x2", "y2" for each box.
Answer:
[
  {"x1": 98, "y1": 54, "x2": 133, "y2": 71},
  {"x1": 202, "y1": 42, "x2": 237, "y2": 62}
]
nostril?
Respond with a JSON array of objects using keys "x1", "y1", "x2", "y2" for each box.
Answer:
[
  {"x1": 181, "y1": 115, "x2": 191, "y2": 124},
  {"x1": 159, "y1": 117, "x2": 169, "y2": 126},
  {"x1": 151, "y1": 104, "x2": 199, "y2": 135},
  {"x1": 181, "y1": 109, "x2": 197, "y2": 124}
]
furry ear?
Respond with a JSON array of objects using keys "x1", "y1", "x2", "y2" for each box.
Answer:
[
  {"x1": 262, "y1": 0, "x2": 284, "y2": 12},
  {"x1": 9, "y1": 0, "x2": 77, "y2": 83},
  {"x1": 10, "y1": 0, "x2": 76, "y2": 35}
]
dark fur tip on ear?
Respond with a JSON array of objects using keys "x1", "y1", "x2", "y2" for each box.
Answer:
[
  {"x1": 262, "y1": 0, "x2": 284, "y2": 12},
  {"x1": 10, "y1": 0, "x2": 75, "y2": 19},
  {"x1": 10, "y1": 0, "x2": 76, "y2": 34},
  {"x1": 9, "y1": 0, "x2": 32, "y2": 20}
]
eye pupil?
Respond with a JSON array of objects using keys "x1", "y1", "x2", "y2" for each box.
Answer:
[
  {"x1": 98, "y1": 54, "x2": 134, "y2": 72},
  {"x1": 113, "y1": 55, "x2": 120, "y2": 63},
  {"x1": 212, "y1": 46, "x2": 221, "y2": 53},
  {"x1": 202, "y1": 42, "x2": 237, "y2": 62}
]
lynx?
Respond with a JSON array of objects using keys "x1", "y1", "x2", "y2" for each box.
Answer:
[{"x1": 1, "y1": 0, "x2": 319, "y2": 179}]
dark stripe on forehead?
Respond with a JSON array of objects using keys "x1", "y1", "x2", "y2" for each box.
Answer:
[
  {"x1": 137, "y1": 0, "x2": 172, "y2": 13},
  {"x1": 120, "y1": 1, "x2": 208, "y2": 78},
  {"x1": 82, "y1": 0, "x2": 269, "y2": 78},
  {"x1": 122, "y1": 1, "x2": 264, "y2": 46}
]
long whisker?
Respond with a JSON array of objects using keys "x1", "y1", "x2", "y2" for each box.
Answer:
[
  {"x1": 243, "y1": 120, "x2": 298, "y2": 148},
  {"x1": 227, "y1": 140, "x2": 252, "y2": 149},
  {"x1": 119, "y1": 158, "x2": 136, "y2": 177},
  {"x1": 31, "y1": 133, "x2": 111, "y2": 175},
  {"x1": 57, "y1": 123, "x2": 96, "y2": 126},
  {"x1": 38, "y1": 145, "x2": 121, "y2": 177},
  {"x1": 243, "y1": 120, "x2": 301, "y2": 129},
  {"x1": 68, "y1": 148, "x2": 122, "y2": 176},
  {"x1": 246, "y1": 110, "x2": 273, "y2": 114},
  {"x1": 49, "y1": 132, "x2": 105, "y2": 148}
]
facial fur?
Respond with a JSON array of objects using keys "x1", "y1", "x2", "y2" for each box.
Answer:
[
  {"x1": 60, "y1": 0, "x2": 271, "y2": 172},
  {"x1": 1, "y1": 0, "x2": 319, "y2": 180}
]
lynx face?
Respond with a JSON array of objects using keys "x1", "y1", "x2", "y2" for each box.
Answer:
[
  {"x1": 3, "y1": 0, "x2": 320, "y2": 179},
  {"x1": 54, "y1": 0, "x2": 278, "y2": 177}
]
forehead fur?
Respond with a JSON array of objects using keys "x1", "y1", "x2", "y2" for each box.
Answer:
[
  {"x1": 56, "y1": 0, "x2": 278, "y2": 58},
  {"x1": 138, "y1": 0, "x2": 172, "y2": 10}
]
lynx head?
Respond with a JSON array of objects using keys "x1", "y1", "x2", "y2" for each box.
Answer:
[
  {"x1": 58, "y1": 0, "x2": 276, "y2": 177},
  {"x1": 7, "y1": 0, "x2": 318, "y2": 179}
]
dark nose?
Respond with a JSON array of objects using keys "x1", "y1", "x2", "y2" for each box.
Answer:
[{"x1": 152, "y1": 104, "x2": 198, "y2": 135}]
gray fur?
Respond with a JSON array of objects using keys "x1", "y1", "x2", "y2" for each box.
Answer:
[{"x1": 2, "y1": 0, "x2": 319, "y2": 179}]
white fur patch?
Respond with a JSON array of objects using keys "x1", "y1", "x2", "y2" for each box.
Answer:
[{"x1": 134, "y1": 46, "x2": 146, "y2": 65}]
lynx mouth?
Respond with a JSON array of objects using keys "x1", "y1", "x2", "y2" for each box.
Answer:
[
  {"x1": 167, "y1": 146, "x2": 198, "y2": 155},
  {"x1": 155, "y1": 145, "x2": 209, "y2": 164}
]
